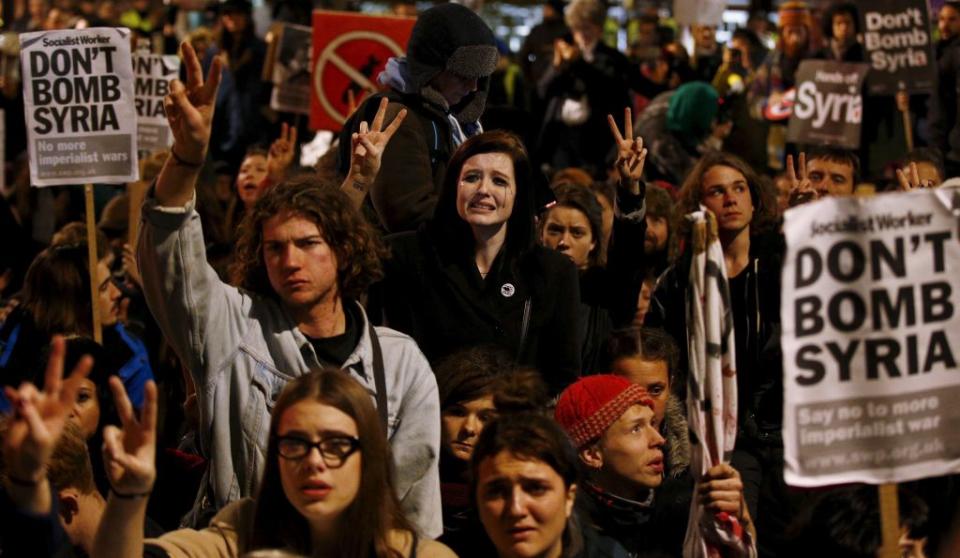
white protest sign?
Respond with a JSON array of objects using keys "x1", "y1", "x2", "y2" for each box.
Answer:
[
  {"x1": 782, "y1": 189, "x2": 960, "y2": 487},
  {"x1": 134, "y1": 52, "x2": 179, "y2": 157},
  {"x1": 20, "y1": 28, "x2": 138, "y2": 186}
]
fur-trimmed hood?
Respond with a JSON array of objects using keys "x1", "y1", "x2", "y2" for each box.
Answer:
[
  {"x1": 384, "y1": 3, "x2": 498, "y2": 125},
  {"x1": 663, "y1": 394, "x2": 691, "y2": 479}
]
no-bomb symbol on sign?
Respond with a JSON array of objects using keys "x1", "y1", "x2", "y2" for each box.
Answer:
[
  {"x1": 309, "y1": 11, "x2": 415, "y2": 131},
  {"x1": 313, "y1": 31, "x2": 404, "y2": 128}
]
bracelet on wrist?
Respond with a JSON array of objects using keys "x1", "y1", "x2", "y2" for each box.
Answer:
[
  {"x1": 6, "y1": 473, "x2": 43, "y2": 487},
  {"x1": 169, "y1": 147, "x2": 204, "y2": 168},
  {"x1": 110, "y1": 485, "x2": 153, "y2": 499}
]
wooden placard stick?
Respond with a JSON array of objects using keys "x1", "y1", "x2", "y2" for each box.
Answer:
[
  {"x1": 878, "y1": 483, "x2": 900, "y2": 558},
  {"x1": 84, "y1": 184, "x2": 103, "y2": 344}
]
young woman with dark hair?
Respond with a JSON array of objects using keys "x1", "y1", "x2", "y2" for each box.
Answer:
[
  {"x1": 462, "y1": 413, "x2": 628, "y2": 558},
  {"x1": 434, "y1": 346, "x2": 550, "y2": 538},
  {"x1": 377, "y1": 130, "x2": 582, "y2": 395},
  {"x1": 539, "y1": 113, "x2": 649, "y2": 374},
  {"x1": 92, "y1": 369, "x2": 456, "y2": 557}
]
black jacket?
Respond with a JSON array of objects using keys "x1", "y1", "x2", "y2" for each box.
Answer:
[
  {"x1": 930, "y1": 36, "x2": 960, "y2": 170},
  {"x1": 579, "y1": 188, "x2": 648, "y2": 374},
  {"x1": 646, "y1": 231, "x2": 784, "y2": 448},
  {"x1": 375, "y1": 225, "x2": 582, "y2": 395},
  {"x1": 537, "y1": 42, "x2": 663, "y2": 176},
  {"x1": 578, "y1": 480, "x2": 691, "y2": 558}
]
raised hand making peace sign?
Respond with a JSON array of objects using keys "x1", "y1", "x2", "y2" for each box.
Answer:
[
  {"x1": 2, "y1": 336, "x2": 92, "y2": 487},
  {"x1": 102, "y1": 376, "x2": 159, "y2": 498},
  {"x1": 607, "y1": 107, "x2": 647, "y2": 195},
  {"x1": 785, "y1": 152, "x2": 819, "y2": 207},
  {"x1": 342, "y1": 97, "x2": 408, "y2": 209},
  {"x1": 896, "y1": 162, "x2": 937, "y2": 191},
  {"x1": 162, "y1": 42, "x2": 224, "y2": 167},
  {"x1": 267, "y1": 122, "x2": 299, "y2": 184}
]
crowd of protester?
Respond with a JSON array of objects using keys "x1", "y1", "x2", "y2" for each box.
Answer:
[{"x1": 1, "y1": 0, "x2": 960, "y2": 556}]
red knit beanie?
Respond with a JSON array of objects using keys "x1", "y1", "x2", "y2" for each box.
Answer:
[
  {"x1": 778, "y1": 1, "x2": 811, "y2": 29},
  {"x1": 554, "y1": 375, "x2": 654, "y2": 449}
]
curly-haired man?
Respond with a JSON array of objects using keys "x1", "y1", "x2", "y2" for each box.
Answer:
[{"x1": 137, "y1": 42, "x2": 440, "y2": 536}]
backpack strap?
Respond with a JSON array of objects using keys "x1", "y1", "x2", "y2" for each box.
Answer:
[{"x1": 367, "y1": 324, "x2": 390, "y2": 435}]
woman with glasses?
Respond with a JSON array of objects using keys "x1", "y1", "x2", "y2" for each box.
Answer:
[{"x1": 92, "y1": 369, "x2": 457, "y2": 557}]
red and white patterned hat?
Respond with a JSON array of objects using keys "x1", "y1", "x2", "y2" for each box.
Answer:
[{"x1": 554, "y1": 375, "x2": 654, "y2": 449}]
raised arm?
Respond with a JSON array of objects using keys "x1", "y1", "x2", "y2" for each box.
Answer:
[
  {"x1": 156, "y1": 41, "x2": 223, "y2": 208},
  {"x1": 266, "y1": 122, "x2": 298, "y2": 187},
  {"x1": 2, "y1": 337, "x2": 92, "y2": 516},
  {"x1": 92, "y1": 376, "x2": 158, "y2": 558},
  {"x1": 607, "y1": 107, "x2": 648, "y2": 197},
  {"x1": 785, "y1": 153, "x2": 820, "y2": 207},
  {"x1": 341, "y1": 98, "x2": 407, "y2": 210}
]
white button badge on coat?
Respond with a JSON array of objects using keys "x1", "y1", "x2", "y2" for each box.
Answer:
[{"x1": 501, "y1": 283, "x2": 515, "y2": 298}]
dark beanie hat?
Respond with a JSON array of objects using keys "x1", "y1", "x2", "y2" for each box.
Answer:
[
  {"x1": 407, "y1": 3, "x2": 498, "y2": 92},
  {"x1": 666, "y1": 81, "x2": 719, "y2": 140}
]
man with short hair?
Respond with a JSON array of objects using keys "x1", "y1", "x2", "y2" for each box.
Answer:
[
  {"x1": 555, "y1": 374, "x2": 753, "y2": 557},
  {"x1": 139, "y1": 43, "x2": 442, "y2": 534},
  {"x1": 785, "y1": 148, "x2": 859, "y2": 205},
  {"x1": 805, "y1": 148, "x2": 858, "y2": 197}
]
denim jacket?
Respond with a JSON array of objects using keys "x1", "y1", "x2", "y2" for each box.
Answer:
[{"x1": 137, "y1": 193, "x2": 442, "y2": 537}]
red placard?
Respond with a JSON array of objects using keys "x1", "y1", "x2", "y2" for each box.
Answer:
[{"x1": 311, "y1": 10, "x2": 416, "y2": 131}]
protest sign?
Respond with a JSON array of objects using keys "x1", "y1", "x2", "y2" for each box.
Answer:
[
  {"x1": 310, "y1": 11, "x2": 416, "y2": 131},
  {"x1": 860, "y1": 0, "x2": 936, "y2": 95},
  {"x1": 786, "y1": 60, "x2": 869, "y2": 149},
  {"x1": 134, "y1": 52, "x2": 179, "y2": 157},
  {"x1": 20, "y1": 28, "x2": 138, "y2": 186},
  {"x1": 782, "y1": 189, "x2": 960, "y2": 487},
  {"x1": 270, "y1": 23, "x2": 312, "y2": 115}
]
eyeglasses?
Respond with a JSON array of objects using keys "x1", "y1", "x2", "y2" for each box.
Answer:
[{"x1": 276, "y1": 435, "x2": 361, "y2": 468}]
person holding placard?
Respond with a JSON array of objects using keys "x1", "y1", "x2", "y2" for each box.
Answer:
[{"x1": 136, "y1": 41, "x2": 443, "y2": 536}]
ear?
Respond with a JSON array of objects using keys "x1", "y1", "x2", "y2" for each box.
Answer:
[
  {"x1": 564, "y1": 483, "x2": 577, "y2": 518},
  {"x1": 578, "y1": 443, "x2": 603, "y2": 470},
  {"x1": 57, "y1": 490, "x2": 79, "y2": 524}
]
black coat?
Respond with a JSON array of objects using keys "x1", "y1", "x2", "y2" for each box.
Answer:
[
  {"x1": 930, "y1": 37, "x2": 960, "y2": 171},
  {"x1": 646, "y1": 231, "x2": 785, "y2": 448},
  {"x1": 375, "y1": 225, "x2": 582, "y2": 395},
  {"x1": 578, "y1": 189, "x2": 648, "y2": 374},
  {"x1": 537, "y1": 42, "x2": 663, "y2": 176}
]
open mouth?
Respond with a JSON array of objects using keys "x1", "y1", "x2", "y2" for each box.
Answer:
[{"x1": 469, "y1": 199, "x2": 496, "y2": 211}]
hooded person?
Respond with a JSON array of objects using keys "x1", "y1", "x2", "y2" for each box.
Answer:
[
  {"x1": 634, "y1": 81, "x2": 721, "y2": 187},
  {"x1": 338, "y1": 3, "x2": 499, "y2": 234}
]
